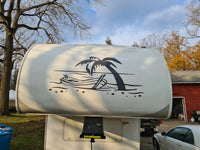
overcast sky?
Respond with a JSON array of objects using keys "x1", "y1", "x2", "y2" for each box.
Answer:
[{"x1": 71, "y1": 0, "x2": 192, "y2": 46}]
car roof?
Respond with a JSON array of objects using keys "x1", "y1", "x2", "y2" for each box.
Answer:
[{"x1": 177, "y1": 125, "x2": 200, "y2": 146}]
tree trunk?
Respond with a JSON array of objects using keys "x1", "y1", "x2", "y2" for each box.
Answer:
[
  {"x1": 0, "y1": 33, "x2": 13, "y2": 116},
  {"x1": 106, "y1": 65, "x2": 126, "y2": 91}
]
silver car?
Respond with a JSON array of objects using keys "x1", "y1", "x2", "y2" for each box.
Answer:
[{"x1": 153, "y1": 125, "x2": 200, "y2": 150}]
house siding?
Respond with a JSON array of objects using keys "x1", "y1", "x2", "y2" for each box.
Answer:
[{"x1": 172, "y1": 84, "x2": 200, "y2": 121}]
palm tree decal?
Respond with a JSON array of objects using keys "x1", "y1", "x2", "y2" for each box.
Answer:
[{"x1": 75, "y1": 56, "x2": 126, "y2": 91}]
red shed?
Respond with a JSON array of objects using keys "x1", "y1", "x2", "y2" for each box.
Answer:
[{"x1": 171, "y1": 71, "x2": 200, "y2": 122}]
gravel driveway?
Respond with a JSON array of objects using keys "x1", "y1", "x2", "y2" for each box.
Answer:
[{"x1": 140, "y1": 119, "x2": 199, "y2": 150}]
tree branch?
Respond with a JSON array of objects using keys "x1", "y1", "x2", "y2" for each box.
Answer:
[
  {"x1": 0, "y1": 45, "x2": 5, "y2": 49},
  {"x1": 13, "y1": 34, "x2": 28, "y2": 53},
  {"x1": 17, "y1": 24, "x2": 39, "y2": 30},
  {"x1": 0, "y1": 12, "x2": 7, "y2": 25},
  {"x1": 0, "y1": 21, "x2": 6, "y2": 25},
  {"x1": 21, "y1": 13, "x2": 37, "y2": 16},
  {"x1": 17, "y1": 6, "x2": 48, "y2": 30},
  {"x1": 13, "y1": 52, "x2": 24, "y2": 57},
  {"x1": 17, "y1": 0, "x2": 21, "y2": 11},
  {"x1": 54, "y1": 2, "x2": 90, "y2": 30},
  {"x1": 0, "y1": 1, "x2": 6, "y2": 13},
  {"x1": 8, "y1": 0, "x2": 15, "y2": 17},
  {"x1": 20, "y1": 0, "x2": 57, "y2": 13}
]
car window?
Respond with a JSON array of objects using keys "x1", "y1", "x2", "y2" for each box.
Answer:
[
  {"x1": 167, "y1": 127, "x2": 194, "y2": 145},
  {"x1": 184, "y1": 129, "x2": 194, "y2": 145}
]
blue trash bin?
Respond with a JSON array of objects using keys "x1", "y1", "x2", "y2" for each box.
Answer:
[{"x1": 0, "y1": 124, "x2": 13, "y2": 150}]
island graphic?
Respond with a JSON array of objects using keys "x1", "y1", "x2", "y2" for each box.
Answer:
[{"x1": 49, "y1": 56, "x2": 144, "y2": 97}]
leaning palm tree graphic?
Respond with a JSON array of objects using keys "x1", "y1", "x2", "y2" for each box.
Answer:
[{"x1": 75, "y1": 56, "x2": 126, "y2": 91}]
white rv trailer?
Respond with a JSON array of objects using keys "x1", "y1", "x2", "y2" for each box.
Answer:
[{"x1": 16, "y1": 44, "x2": 172, "y2": 150}]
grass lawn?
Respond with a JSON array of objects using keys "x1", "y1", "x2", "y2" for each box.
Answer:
[{"x1": 0, "y1": 113, "x2": 45, "y2": 150}]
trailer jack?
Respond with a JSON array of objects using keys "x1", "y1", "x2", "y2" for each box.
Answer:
[{"x1": 80, "y1": 117, "x2": 106, "y2": 150}]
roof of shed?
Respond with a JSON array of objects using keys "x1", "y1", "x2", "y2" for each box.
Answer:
[{"x1": 170, "y1": 71, "x2": 200, "y2": 84}]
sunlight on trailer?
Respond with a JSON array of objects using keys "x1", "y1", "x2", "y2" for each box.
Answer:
[{"x1": 16, "y1": 44, "x2": 172, "y2": 118}]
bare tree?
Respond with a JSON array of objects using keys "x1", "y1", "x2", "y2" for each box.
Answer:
[
  {"x1": 0, "y1": 0, "x2": 101, "y2": 115},
  {"x1": 139, "y1": 32, "x2": 169, "y2": 52},
  {"x1": 185, "y1": 0, "x2": 200, "y2": 38}
]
